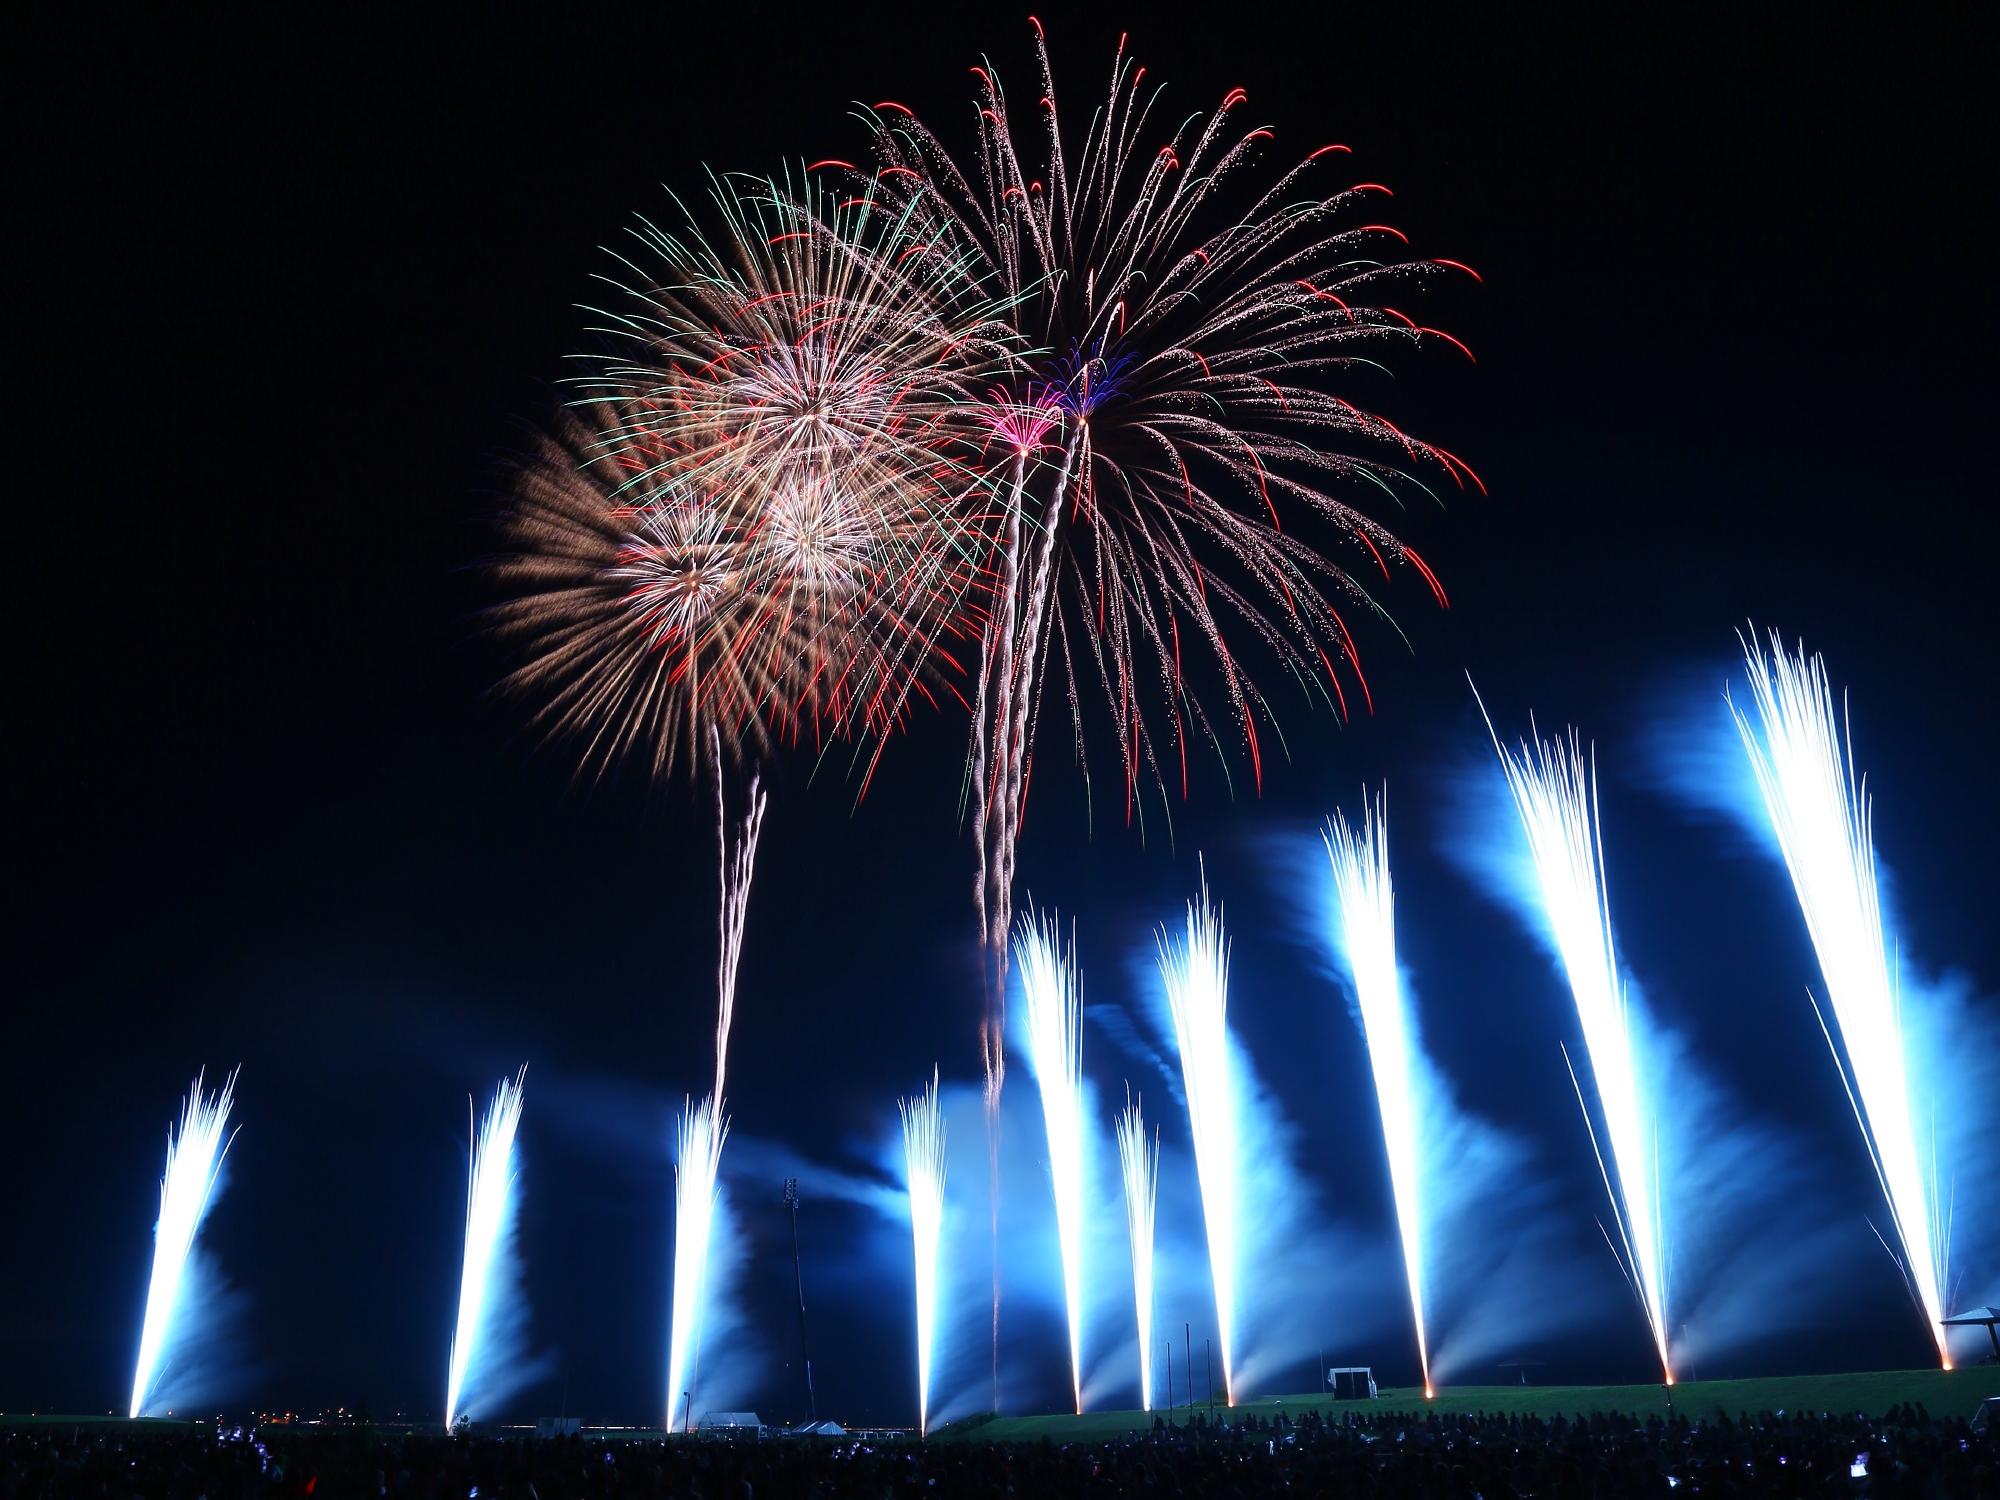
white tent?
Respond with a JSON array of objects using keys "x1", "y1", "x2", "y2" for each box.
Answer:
[{"x1": 696, "y1": 1411, "x2": 766, "y2": 1436}]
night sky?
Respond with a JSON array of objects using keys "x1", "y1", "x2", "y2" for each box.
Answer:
[{"x1": 10, "y1": 6, "x2": 1996, "y2": 1425}]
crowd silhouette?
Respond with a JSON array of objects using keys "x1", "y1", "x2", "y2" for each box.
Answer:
[{"x1": 5, "y1": 1401, "x2": 1994, "y2": 1498}]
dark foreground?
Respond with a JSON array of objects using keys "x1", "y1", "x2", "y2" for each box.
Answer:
[{"x1": 6, "y1": 1403, "x2": 1996, "y2": 1498}]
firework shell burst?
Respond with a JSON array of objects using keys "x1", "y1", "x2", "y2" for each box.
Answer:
[
  {"x1": 494, "y1": 170, "x2": 1022, "y2": 791},
  {"x1": 858, "y1": 25, "x2": 1480, "y2": 834}
]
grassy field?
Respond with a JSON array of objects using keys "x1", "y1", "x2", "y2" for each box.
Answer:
[
  {"x1": 10, "y1": 1367, "x2": 1995, "y2": 1442},
  {"x1": 0, "y1": 1414, "x2": 199, "y2": 1431},
  {"x1": 941, "y1": 1366, "x2": 2000, "y2": 1442}
]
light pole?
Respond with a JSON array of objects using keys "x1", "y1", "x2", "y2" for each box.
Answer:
[
  {"x1": 1185, "y1": 1323, "x2": 1193, "y2": 1427},
  {"x1": 784, "y1": 1178, "x2": 817, "y2": 1423}
]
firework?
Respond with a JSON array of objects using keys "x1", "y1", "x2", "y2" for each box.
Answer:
[
  {"x1": 1323, "y1": 791, "x2": 1433, "y2": 1396},
  {"x1": 1014, "y1": 910, "x2": 1087, "y2": 1411},
  {"x1": 1483, "y1": 711, "x2": 1672, "y2": 1382},
  {"x1": 1156, "y1": 868, "x2": 1239, "y2": 1403},
  {"x1": 446, "y1": 1067, "x2": 528, "y2": 1428},
  {"x1": 494, "y1": 172, "x2": 1017, "y2": 786},
  {"x1": 900, "y1": 1070, "x2": 949, "y2": 1435},
  {"x1": 129, "y1": 1070, "x2": 238, "y2": 1419},
  {"x1": 1114, "y1": 1089, "x2": 1160, "y2": 1411},
  {"x1": 665, "y1": 749, "x2": 767, "y2": 1430},
  {"x1": 1730, "y1": 630, "x2": 1950, "y2": 1366},
  {"x1": 666, "y1": 1095, "x2": 726, "y2": 1431},
  {"x1": 859, "y1": 29, "x2": 1477, "y2": 1083}
]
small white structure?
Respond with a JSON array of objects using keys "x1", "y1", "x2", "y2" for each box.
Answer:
[
  {"x1": 697, "y1": 1411, "x2": 767, "y2": 1437},
  {"x1": 1327, "y1": 1366, "x2": 1378, "y2": 1400}
]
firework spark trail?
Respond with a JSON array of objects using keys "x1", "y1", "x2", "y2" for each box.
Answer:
[
  {"x1": 665, "y1": 744, "x2": 768, "y2": 1431},
  {"x1": 1323, "y1": 792, "x2": 1433, "y2": 1396},
  {"x1": 1482, "y1": 709, "x2": 1672, "y2": 1382},
  {"x1": 129, "y1": 1070, "x2": 239, "y2": 1419},
  {"x1": 710, "y1": 732, "x2": 767, "y2": 1103},
  {"x1": 1156, "y1": 867, "x2": 1238, "y2": 1404},
  {"x1": 1730, "y1": 630, "x2": 1950, "y2": 1366},
  {"x1": 446, "y1": 1067, "x2": 528, "y2": 1428},
  {"x1": 900, "y1": 1070, "x2": 948, "y2": 1435},
  {"x1": 1115, "y1": 1089, "x2": 1160, "y2": 1411},
  {"x1": 1015, "y1": 910, "x2": 1088, "y2": 1411}
]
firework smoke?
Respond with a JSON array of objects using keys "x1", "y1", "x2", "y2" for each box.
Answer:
[
  {"x1": 1482, "y1": 707, "x2": 1673, "y2": 1382},
  {"x1": 1730, "y1": 630, "x2": 1951, "y2": 1365},
  {"x1": 1014, "y1": 909, "x2": 1088, "y2": 1410},
  {"x1": 1114, "y1": 1090, "x2": 1160, "y2": 1410},
  {"x1": 129, "y1": 1070, "x2": 239, "y2": 1420},
  {"x1": 446, "y1": 1067, "x2": 528, "y2": 1428},
  {"x1": 1156, "y1": 867, "x2": 1239, "y2": 1403},
  {"x1": 900, "y1": 1070, "x2": 948, "y2": 1435},
  {"x1": 1323, "y1": 792, "x2": 1434, "y2": 1396}
]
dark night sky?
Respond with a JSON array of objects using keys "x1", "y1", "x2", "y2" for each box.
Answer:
[{"x1": 9, "y1": 6, "x2": 1996, "y2": 1424}]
